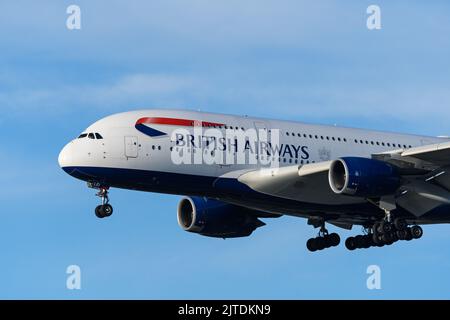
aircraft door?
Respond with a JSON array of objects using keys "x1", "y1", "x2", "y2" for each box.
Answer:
[
  {"x1": 254, "y1": 121, "x2": 270, "y2": 142},
  {"x1": 253, "y1": 121, "x2": 271, "y2": 166},
  {"x1": 125, "y1": 136, "x2": 138, "y2": 158}
]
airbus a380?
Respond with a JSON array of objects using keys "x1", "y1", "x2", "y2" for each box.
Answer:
[{"x1": 58, "y1": 109, "x2": 450, "y2": 252}]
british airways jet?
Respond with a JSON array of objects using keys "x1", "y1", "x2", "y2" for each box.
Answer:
[{"x1": 58, "y1": 109, "x2": 450, "y2": 252}]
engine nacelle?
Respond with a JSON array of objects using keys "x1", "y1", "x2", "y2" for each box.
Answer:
[
  {"x1": 328, "y1": 157, "x2": 400, "y2": 198},
  {"x1": 177, "y1": 197, "x2": 265, "y2": 238}
]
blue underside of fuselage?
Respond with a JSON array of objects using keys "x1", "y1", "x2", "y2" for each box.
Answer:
[{"x1": 61, "y1": 166, "x2": 450, "y2": 223}]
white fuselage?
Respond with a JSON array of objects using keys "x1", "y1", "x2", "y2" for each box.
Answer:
[
  {"x1": 59, "y1": 109, "x2": 446, "y2": 174},
  {"x1": 58, "y1": 109, "x2": 448, "y2": 214}
]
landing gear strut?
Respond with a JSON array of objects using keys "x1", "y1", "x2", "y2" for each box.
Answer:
[
  {"x1": 306, "y1": 223, "x2": 340, "y2": 252},
  {"x1": 94, "y1": 186, "x2": 113, "y2": 219}
]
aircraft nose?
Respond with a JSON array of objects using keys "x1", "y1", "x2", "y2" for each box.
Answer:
[{"x1": 58, "y1": 142, "x2": 73, "y2": 169}]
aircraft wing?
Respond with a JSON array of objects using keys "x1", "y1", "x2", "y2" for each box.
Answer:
[
  {"x1": 374, "y1": 140, "x2": 450, "y2": 168},
  {"x1": 401, "y1": 141, "x2": 450, "y2": 165},
  {"x1": 237, "y1": 140, "x2": 450, "y2": 217},
  {"x1": 374, "y1": 141, "x2": 450, "y2": 191},
  {"x1": 237, "y1": 161, "x2": 363, "y2": 205},
  {"x1": 371, "y1": 141, "x2": 450, "y2": 216}
]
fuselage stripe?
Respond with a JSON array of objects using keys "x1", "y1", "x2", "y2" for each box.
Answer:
[{"x1": 136, "y1": 117, "x2": 224, "y2": 128}]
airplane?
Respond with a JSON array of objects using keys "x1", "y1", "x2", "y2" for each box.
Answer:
[{"x1": 58, "y1": 109, "x2": 450, "y2": 252}]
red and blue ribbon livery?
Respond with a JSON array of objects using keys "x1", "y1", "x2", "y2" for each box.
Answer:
[{"x1": 135, "y1": 117, "x2": 224, "y2": 137}]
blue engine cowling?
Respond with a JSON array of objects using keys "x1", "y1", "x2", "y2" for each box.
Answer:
[
  {"x1": 328, "y1": 157, "x2": 400, "y2": 198},
  {"x1": 177, "y1": 197, "x2": 266, "y2": 238}
]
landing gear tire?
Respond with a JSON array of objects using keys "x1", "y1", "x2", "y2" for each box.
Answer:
[
  {"x1": 345, "y1": 237, "x2": 356, "y2": 251},
  {"x1": 394, "y1": 218, "x2": 407, "y2": 231},
  {"x1": 391, "y1": 231, "x2": 399, "y2": 242},
  {"x1": 382, "y1": 232, "x2": 393, "y2": 243},
  {"x1": 362, "y1": 235, "x2": 372, "y2": 249},
  {"x1": 306, "y1": 238, "x2": 318, "y2": 252},
  {"x1": 380, "y1": 221, "x2": 393, "y2": 233},
  {"x1": 315, "y1": 237, "x2": 326, "y2": 250},
  {"x1": 373, "y1": 222, "x2": 381, "y2": 234},
  {"x1": 397, "y1": 229, "x2": 408, "y2": 240},
  {"x1": 328, "y1": 233, "x2": 341, "y2": 247},
  {"x1": 411, "y1": 225, "x2": 423, "y2": 239},
  {"x1": 354, "y1": 235, "x2": 364, "y2": 248},
  {"x1": 102, "y1": 204, "x2": 113, "y2": 217},
  {"x1": 95, "y1": 205, "x2": 103, "y2": 218},
  {"x1": 95, "y1": 204, "x2": 113, "y2": 219},
  {"x1": 405, "y1": 228, "x2": 413, "y2": 241},
  {"x1": 372, "y1": 233, "x2": 382, "y2": 245}
]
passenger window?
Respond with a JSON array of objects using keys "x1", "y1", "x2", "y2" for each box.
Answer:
[
  {"x1": 88, "y1": 133, "x2": 95, "y2": 139},
  {"x1": 95, "y1": 133, "x2": 103, "y2": 139}
]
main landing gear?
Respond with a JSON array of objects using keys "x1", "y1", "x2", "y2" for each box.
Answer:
[
  {"x1": 306, "y1": 223, "x2": 340, "y2": 252},
  {"x1": 94, "y1": 186, "x2": 113, "y2": 219},
  {"x1": 345, "y1": 218, "x2": 423, "y2": 251}
]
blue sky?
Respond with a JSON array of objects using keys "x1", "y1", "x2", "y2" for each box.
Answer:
[{"x1": 1, "y1": 0, "x2": 450, "y2": 299}]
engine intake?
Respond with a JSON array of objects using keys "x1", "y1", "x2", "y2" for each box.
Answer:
[
  {"x1": 328, "y1": 157, "x2": 400, "y2": 198},
  {"x1": 177, "y1": 197, "x2": 265, "y2": 238}
]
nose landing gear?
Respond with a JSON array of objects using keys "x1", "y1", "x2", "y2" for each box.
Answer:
[{"x1": 93, "y1": 186, "x2": 113, "y2": 219}]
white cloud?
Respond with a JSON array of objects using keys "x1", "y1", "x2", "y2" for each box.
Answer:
[
  {"x1": 2, "y1": 69, "x2": 450, "y2": 137},
  {"x1": 0, "y1": 73, "x2": 202, "y2": 117}
]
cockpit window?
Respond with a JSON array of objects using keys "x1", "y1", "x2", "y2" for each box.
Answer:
[{"x1": 78, "y1": 132, "x2": 103, "y2": 140}]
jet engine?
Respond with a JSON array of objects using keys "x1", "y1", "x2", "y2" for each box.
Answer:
[
  {"x1": 328, "y1": 157, "x2": 400, "y2": 198},
  {"x1": 177, "y1": 197, "x2": 265, "y2": 238}
]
